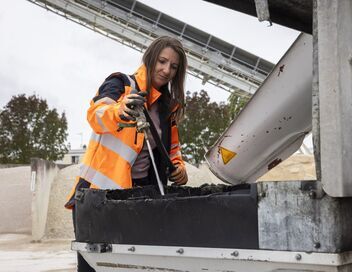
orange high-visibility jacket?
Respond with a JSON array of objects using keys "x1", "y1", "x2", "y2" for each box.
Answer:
[{"x1": 66, "y1": 65, "x2": 184, "y2": 207}]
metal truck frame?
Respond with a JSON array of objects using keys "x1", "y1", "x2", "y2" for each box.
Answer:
[{"x1": 72, "y1": 0, "x2": 352, "y2": 271}]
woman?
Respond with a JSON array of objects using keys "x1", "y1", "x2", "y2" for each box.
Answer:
[{"x1": 66, "y1": 36, "x2": 188, "y2": 272}]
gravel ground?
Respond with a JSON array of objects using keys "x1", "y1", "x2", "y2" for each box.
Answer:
[{"x1": 0, "y1": 234, "x2": 76, "y2": 272}]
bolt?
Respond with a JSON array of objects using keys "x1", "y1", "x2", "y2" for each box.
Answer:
[
  {"x1": 86, "y1": 245, "x2": 97, "y2": 252},
  {"x1": 295, "y1": 254, "x2": 302, "y2": 261},
  {"x1": 128, "y1": 246, "x2": 135, "y2": 252},
  {"x1": 231, "y1": 251, "x2": 239, "y2": 257},
  {"x1": 259, "y1": 192, "x2": 266, "y2": 198},
  {"x1": 314, "y1": 242, "x2": 321, "y2": 249},
  {"x1": 105, "y1": 244, "x2": 112, "y2": 252},
  {"x1": 176, "y1": 248, "x2": 184, "y2": 254},
  {"x1": 309, "y1": 190, "x2": 316, "y2": 199}
]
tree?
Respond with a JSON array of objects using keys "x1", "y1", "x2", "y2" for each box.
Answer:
[
  {"x1": 179, "y1": 90, "x2": 232, "y2": 166},
  {"x1": 0, "y1": 94, "x2": 69, "y2": 164},
  {"x1": 227, "y1": 92, "x2": 250, "y2": 119}
]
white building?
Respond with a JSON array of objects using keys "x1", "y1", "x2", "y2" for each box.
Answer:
[{"x1": 57, "y1": 146, "x2": 86, "y2": 165}]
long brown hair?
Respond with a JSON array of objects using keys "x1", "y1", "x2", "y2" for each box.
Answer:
[{"x1": 142, "y1": 36, "x2": 187, "y2": 121}]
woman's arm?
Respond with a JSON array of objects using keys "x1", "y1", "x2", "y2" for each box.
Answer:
[
  {"x1": 169, "y1": 121, "x2": 184, "y2": 166},
  {"x1": 87, "y1": 75, "x2": 140, "y2": 134},
  {"x1": 169, "y1": 118, "x2": 188, "y2": 185}
]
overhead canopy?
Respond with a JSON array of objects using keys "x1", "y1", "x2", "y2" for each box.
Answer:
[{"x1": 203, "y1": 0, "x2": 313, "y2": 33}]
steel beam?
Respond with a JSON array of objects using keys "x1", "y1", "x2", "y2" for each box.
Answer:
[
  {"x1": 203, "y1": 0, "x2": 313, "y2": 34},
  {"x1": 317, "y1": 0, "x2": 352, "y2": 197},
  {"x1": 72, "y1": 241, "x2": 352, "y2": 272},
  {"x1": 27, "y1": 0, "x2": 274, "y2": 97}
]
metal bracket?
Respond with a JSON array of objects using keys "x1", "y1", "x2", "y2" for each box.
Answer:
[
  {"x1": 254, "y1": 0, "x2": 272, "y2": 25},
  {"x1": 74, "y1": 190, "x2": 85, "y2": 202},
  {"x1": 300, "y1": 180, "x2": 325, "y2": 199},
  {"x1": 72, "y1": 242, "x2": 112, "y2": 253}
]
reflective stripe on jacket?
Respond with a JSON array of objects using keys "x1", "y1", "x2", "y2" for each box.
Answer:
[{"x1": 65, "y1": 65, "x2": 184, "y2": 209}]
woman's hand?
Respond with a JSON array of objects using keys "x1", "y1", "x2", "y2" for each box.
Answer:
[
  {"x1": 169, "y1": 164, "x2": 188, "y2": 185},
  {"x1": 118, "y1": 92, "x2": 146, "y2": 121}
]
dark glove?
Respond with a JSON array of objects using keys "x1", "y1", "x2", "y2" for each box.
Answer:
[
  {"x1": 118, "y1": 91, "x2": 146, "y2": 121},
  {"x1": 169, "y1": 164, "x2": 188, "y2": 185}
]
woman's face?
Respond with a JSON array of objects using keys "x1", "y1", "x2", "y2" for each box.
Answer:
[{"x1": 152, "y1": 47, "x2": 179, "y2": 90}]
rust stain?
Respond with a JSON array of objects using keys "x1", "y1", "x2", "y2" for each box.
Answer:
[
  {"x1": 283, "y1": 116, "x2": 292, "y2": 121},
  {"x1": 277, "y1": 64, "x2": 285, "y2": 76},
  {"x1": 268, "y1": 158, "x2": 282, "y2": 170},
  {"x1": 97, "y1": 262, "x2": 187, "y2": 271}
]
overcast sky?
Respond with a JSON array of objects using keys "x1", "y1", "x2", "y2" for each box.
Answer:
[{"x1": 0, "y1": 0, "x2": 299, "y2": 149}]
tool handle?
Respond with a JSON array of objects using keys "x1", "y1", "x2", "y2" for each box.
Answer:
[{"x1": 144, "y1": 132, "x2": 165, "y2": 196}]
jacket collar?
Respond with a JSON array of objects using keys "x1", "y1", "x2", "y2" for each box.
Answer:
[{"x1": 134, "y1": 65, "x2": 161, "y2": 107}]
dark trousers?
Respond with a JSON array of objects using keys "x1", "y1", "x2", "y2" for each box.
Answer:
[{"x1": 132, "y1": 176, "x2": 155, "y2": 187}]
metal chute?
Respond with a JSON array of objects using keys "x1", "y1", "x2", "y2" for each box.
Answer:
[{"x1": 205, "y1": 33, "x2": 312, "y2": 184}]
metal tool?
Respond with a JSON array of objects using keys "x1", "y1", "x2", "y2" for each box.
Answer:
[
  {"x1": 143, "y1": 129, "x2": 165, "y2": 196},
  {"x1": 131, "y1": 90, "x2": 165, "y2": 196}
]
